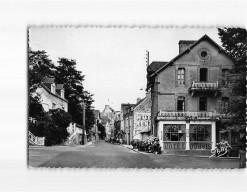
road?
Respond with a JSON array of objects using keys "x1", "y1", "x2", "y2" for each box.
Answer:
[
  {"x1": 37, "y1": 141, "x2": 162, "y2": 168},
  {"x1": 29, "y1": 140, "x2": 240, "y2": 168}
]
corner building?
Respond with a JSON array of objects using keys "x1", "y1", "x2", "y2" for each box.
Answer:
[{"x1": 147, "y1": 35, "x2": 235, "y2": 156}]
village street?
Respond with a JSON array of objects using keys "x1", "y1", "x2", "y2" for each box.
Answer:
[{"x1": 28, "y1": 140, "x2": 240, "y2": 168}]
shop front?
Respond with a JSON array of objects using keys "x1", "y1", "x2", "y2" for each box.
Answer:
[{"x1": 158, "y1": 120, "x2": 216, "y2": 155}]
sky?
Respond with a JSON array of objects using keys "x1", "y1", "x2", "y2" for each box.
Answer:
[{"x1": 29, "y1": 27, "x2": 221, "y2": 112}]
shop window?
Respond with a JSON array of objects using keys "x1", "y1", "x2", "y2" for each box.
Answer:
[
  {"x1": 163, "y1": 124, "x2": 186, "y2": 141},
  {"x1": 199, "y1": 97, "x2": 207, "y2": 111},
  {"x1": 221, "y1": 97, "x2": 229, "y2": 113},
  {"x1": 177, "y1": 96, "x2": 185, "y2": 111},
  {"x1": 177, "y1": 68, "x2": 185, "y2": 85},
  {"x1": 200, "y1": 68, "x2": 208, "y2": 82},
  {"x1": 190, "y1": 125, "x2": 211, "y2": 142},
  {"x1": 222, "y1": 69, "x2": 229, "y2": 86}
]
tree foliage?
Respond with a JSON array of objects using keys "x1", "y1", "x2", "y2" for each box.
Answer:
[
  {"x1": 218, "y1": 27, "x2": 246, "y2": 149},
  {"x1": 97, "y1": 123, "x2": 106, "y2": 140},
  {"x1": 29, "y1": 108, "x2": 72, "y2": 146},
  {"x1": 28, "y1": 49, "x2": 96, "y2": 145},
  {"x1": 28, "y1": 48, "x2": 55, "y2": 105},
  {"x1": 55, "y1": 58, "x2": 95, "y2": 130}
]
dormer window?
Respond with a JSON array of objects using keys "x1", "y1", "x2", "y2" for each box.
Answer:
[
  {"x1": 51, "y1": 83, "x2": 56, "y2": 94},
  {"x1": 61, "y1": 89, "x2": 65, "y2": 99}
]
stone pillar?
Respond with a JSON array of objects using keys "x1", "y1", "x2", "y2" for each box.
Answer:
[
  {"x1": 158, "y1": 121, "x2": 164, "y2": 150},
  {"x1": 211, "y1": 122, "x2": 216, "y2": 149},
  {"x1": 185, "y1": 122, "x2": 190, "y2": 150}
]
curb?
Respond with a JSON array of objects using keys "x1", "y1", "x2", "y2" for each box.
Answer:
[{"x1": 121, "y1": 145, "x2": 239, "y2": 160}]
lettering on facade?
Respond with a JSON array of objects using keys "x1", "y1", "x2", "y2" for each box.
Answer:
[
  {"x1": 189, "y1": 142, "x2": 211, "y2": 150},
  {"x1": 163, "y1": 142, "x2": 186, "y2": 150}
]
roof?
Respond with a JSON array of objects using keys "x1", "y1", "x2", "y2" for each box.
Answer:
[
  {"x1": 178, "y1": 40, "x2": 196, "y2": 44},
  {"x1": 134, "y1": 98, "x2": 145, "y2": 109},
  {"x1": 147, "y1": 61, "x2": 168, "y2": 73},
  {"x1": 41, "y1": 83, "x2": 68, "y2": 103},
  {"x1": 149, "y1": 34, "x2": 233, "y2": 78},
  {"x1": 43, "y1": 77, "x2": 55, "y2": 84},
  {"x1": 93, "y1": 110, "x2": 100, "y2": 118},
  {"x1": 56, "y1": 84, "x2": 64, "y2": 90}
]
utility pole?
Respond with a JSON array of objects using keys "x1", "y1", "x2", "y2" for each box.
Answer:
[
  {"x1": 146, "y1": 50, "x2": 149, "y2": 66},
  {"x1": 82, "y1": 102, "x2": 86, "y2": 145}
]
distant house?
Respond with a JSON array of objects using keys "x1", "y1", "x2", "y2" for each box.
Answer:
[
  {"x1": 101, "y1": 116, "x2": 111, "y2": 140},
  {"x1": 133, "y1": 92, "x2": 152, "y2": 140},
  {"x1": 36, "y1": 77, "x2": 68, "y2": 112},
  {"x1": 101, "y1": 105, "x2": 115, "y2": 139},
  {"x1": 120, "y1": 103, "x2": 135, "y2": 145},
  {"x1": 90, "y1": 110, "x2": 101, "y2": 141},
  {"x1": 147, "y1": 34, "x2": 237, "y2": 156}
]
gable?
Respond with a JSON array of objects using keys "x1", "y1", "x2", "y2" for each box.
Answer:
[
  {"x1": 174, "y1": 39, "x2": 234, "y2": 66},
  {"x1": 152, "y1": 35, "x2": 234, "y2": 77},
  {"x1": 134, "y1": 95, "x2": 151, "y2": 113}
]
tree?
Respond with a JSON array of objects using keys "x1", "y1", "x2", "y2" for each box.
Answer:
[
  {"x1": 55, "y1": 58, "x2": 95, "y2": 130},
  {"x1": 218, "y1": 28, "x2": 246, "y2": 150},
  {"x1": 30, "y1": 108, "x2": 72, "y2": 146},
  {"x1": 28, "y1": 48, "x2": 55, "y2": 106},
  {"x1": 114, "y1": 120, "x2": 121, "y2": 138},
  {"x1": 97, "y1": 123, "x2": 106, "y2": 140},
  {"x1": 46, "y1": 108, "x2": 72, "y2": 145}
]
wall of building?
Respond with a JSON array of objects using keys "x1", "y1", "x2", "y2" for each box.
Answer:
[
  {"x1": 156, "y1": 40, "x2": 233, "y2": 113},
  {"x1": 151, "y1": 39, "x2": 234, "y2": 136},
  {"x1": 37, "y1": 87, "x2": 68, "y2": 112}
]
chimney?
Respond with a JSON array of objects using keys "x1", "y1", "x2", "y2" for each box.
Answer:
[
  {"x1": 178, "y1": 40, "x2": 196, "y2": 54},
  {"x1": 137, "y1": 97, "x2": 141, "y2": 103}
]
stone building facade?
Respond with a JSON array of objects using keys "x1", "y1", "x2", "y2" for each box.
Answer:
[
  {"x1": 133, "y1": 92, "x2": 152, "y2": 140},
  {"x1": 147, "y1": 34, "x2": 235, "y2": 156}
]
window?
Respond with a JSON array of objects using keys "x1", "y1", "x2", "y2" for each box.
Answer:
[
  {"x1": 221, "y1": 97, "x2": 229, "y2": 113},
  {"x1": 201, "y1": 51, "x2": 208, "y2": 58},
  {"x1": 163, "y1": 124, "x2": 186, "y2": 141},
  {"x1": 177, "y1": 68, "x2": 185, "y2": 85},
  {"x1": 199, "y1": 97, "x2": 207, "y2": 111},
  {"x1": 231, "y1": 131, "x2": 239, "y2": 145},
  {"x1": 222, "y1": 69, "x2": 229, "y2": 85},
  {"x1": 177, "y1": 96, "x2": 185, "y2": 111},
  {"x1": 200, "y1": 68, "x2": 208, "y2": 82},
  {"x1": 190, "y1": 125, "x2": 211, "y2": 142}
]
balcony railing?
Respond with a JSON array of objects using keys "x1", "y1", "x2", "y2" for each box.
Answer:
[
  {"x1": 191, "y1": 81, "x2": 218, "y2": 90},
  {"x1": 157, "y1": 111, "x2": 218, "y2": 120}
]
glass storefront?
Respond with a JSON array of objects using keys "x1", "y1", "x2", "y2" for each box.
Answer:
[
  {"x1": 163, "y1": 124, "x2": 186, "y2": 141},
  {"x1": 162, "y1": 123, "x2": 213, "y2": 151},
  {"x1": 190, "y1": 124, "x2": 211, "y2": 142}
]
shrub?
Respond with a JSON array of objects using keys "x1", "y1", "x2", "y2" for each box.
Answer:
[{"x1": 133, "y1": 136, "x2": 162, "y2": 154}]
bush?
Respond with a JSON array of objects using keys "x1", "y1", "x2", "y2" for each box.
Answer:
[
  {"x1": 29, "y1": 108, "x2": 72, "y2": 146},
  {"x1": 131, "y1": 139, "x2": 140, "y2": 149},
  {"x1": 132, "y1": 136, "x2": 162, "y2": 154}
]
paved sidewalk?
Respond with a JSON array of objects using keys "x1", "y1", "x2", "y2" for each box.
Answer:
[{"x1": 121, "y1": 144, "x2": 240, "y2": 168}]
